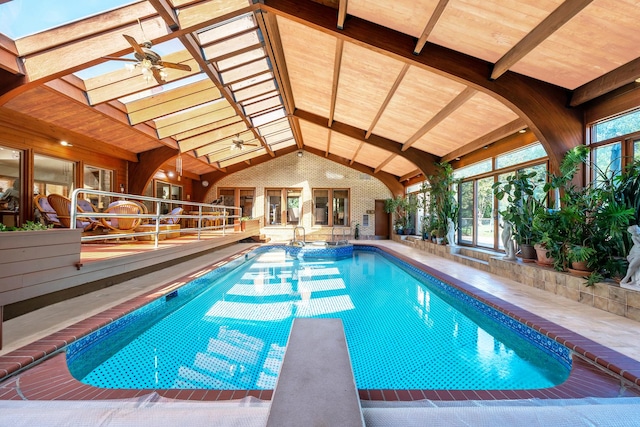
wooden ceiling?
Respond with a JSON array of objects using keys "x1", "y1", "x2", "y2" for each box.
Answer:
[{"x1": 0, "y1": 0, "x2": 638, "y2": 185}]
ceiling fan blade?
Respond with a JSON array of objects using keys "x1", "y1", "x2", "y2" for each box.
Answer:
[
  {"x1": 103, "y1": 56, "x2": 139, "y2": 63},
  {"x1": 123, "y1": 34, "x2": 146, "y2": 56},
  {"x1": 151, "y1": 67, "x2": 165, "y2": 84},
  {"x1": 159, "y1": 61, "x2": 192, "y2": 72}
]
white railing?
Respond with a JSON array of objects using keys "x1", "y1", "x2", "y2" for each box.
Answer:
[{"x1": 69, "y1": 189, "x2": 241, "y2": 247}]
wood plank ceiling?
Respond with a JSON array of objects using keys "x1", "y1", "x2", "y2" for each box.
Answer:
[{"x1": 0, "y1": 0, "x2": 639, "y2": 185}]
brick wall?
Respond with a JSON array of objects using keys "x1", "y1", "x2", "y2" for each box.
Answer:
[{"x1": 212, "y1": 151, "x2": 393, "y2": 241}]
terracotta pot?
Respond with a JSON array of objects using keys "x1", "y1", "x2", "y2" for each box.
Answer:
[
  {"x1": 534, "y1": 243, "x2": 554, "y2": 266},
  {"x1": 570, "y1": 260, "x2": 593, "y2": 272}
]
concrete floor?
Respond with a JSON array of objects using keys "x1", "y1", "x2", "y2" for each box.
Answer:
[{"x1": 2, "y1": 240, "x2": 639, "y2": 364}]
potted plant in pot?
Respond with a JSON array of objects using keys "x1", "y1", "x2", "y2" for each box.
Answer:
[
  {"x1": 566, "y1": 244, "x2": 596, "y2": 273},
  {"x1": 493, "y1": 170, "x2": 544, "y2": 261},
  {"x1": 384, "y1": 195, "x2": 406, "y2": 235}
]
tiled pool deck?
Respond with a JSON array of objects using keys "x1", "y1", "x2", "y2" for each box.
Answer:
[{"x1": 1, "y1": 242, "x2": 639, "y2": 402}]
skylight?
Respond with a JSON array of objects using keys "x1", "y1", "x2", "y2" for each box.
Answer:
[{"x1": 0, "y1": 0, "x2": 136, "y2": 39}]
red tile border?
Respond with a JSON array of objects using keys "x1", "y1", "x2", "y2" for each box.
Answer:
[{"x1": 1, "y1": 243, "x2": 639, "y2": 402}]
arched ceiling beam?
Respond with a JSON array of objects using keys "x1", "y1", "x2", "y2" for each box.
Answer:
[
  {"x1": 490, "y1": 0, "x2": 595, "y2": 80},
  {"x1": 294, "y1": 108, "x2": 439, "y2": 178},
  {"x1": 261, "y1": 0, "x2": 583, "y2": 173},
  {"x1": 128, "y1": 145, "x2": 177, "y2": 195}
]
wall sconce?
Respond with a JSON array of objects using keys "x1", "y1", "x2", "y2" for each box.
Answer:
[
  {"x1": 297, "y1": 150, "x2": 303, "y2": 158},
  {"x1": 202, "y1": 180, "x2": 209, "y2": 187},
  {"x1": 167, "y1": 171, "x2": 175, "y2": 178},
  {"x1": 119, "y1": 183, "x2": 125, "y2": 193}
]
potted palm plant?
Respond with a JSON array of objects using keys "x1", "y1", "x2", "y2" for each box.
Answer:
[{"x1": 428, "y1": 162, "x2": 459, "y2": 245}]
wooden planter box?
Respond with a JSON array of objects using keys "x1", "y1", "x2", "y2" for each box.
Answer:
[{"x1": 0, "y1": 228, "x2": 82, "y2": 305}]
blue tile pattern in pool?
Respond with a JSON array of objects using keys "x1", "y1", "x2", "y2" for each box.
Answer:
[{"x1": 66, "y1": 245, "x2": 571, "y2": 391}]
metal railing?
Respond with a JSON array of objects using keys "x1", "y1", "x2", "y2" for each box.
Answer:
[{"x1": 69, "y1": 189, "x2": 241, "y2": 247}]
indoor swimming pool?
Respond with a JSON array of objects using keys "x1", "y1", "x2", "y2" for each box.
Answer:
[{"x1": 66, "y1": 245, "x2": 571, "y2": 391}]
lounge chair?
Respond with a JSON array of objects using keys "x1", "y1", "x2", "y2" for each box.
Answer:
[
  {"x1": 101, "y1": 201, "x2": 142, "y2": 232},
  {"x1": 161, "y1": 207, "x2": 183, "y2": 225},
  {"x1": 34, "y1": 194, "x2": 61, "y2": 227},
  {"x1": 47, "y1": 194, "x2": 98, "y2": 231}
]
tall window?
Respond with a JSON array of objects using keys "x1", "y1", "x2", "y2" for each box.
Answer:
[
  {"x1": 265, "y1": 188, "x2": 302, "y2": 226},
  {"x1": 0, "y1": 145, "x2": 21, "y2": 226},
  {"x1": 83, "y1": 165, "x2": 112, "y2": 210},
  {"x1": 333, "y1": 189, "x2": 349, "y2": 226},
  {"x1": 635, "y1": 139, "x2": 640, "y2": 161},
  {"x1": 313, "y1": 189, "x2": 329, "y2": 225},
  {"x1": 239, "y1": 189, "x2": 254, "y2": 218},
  {"x1": 34, "y1": 154, "x2": 75, "y2": 197},
  {"x1": 456, "y1": 143, "x2": 547, "y2": 250}
]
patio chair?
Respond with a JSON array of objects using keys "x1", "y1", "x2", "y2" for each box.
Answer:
[
  {"x1": 47, "y1": 194, "x2": 98, "y2": 231},
  {"x1": 76, "y1": 198, "x2": 100, "y2": 223},
  {"x1": 34, "y1": 194, "x2": 61, "y2": 227},
  {"x1": 100, "y1": 201, "x2": 142, "y2": 232},
  {"x1": 161, "y1": 207, "x2": 183, "y2": 225}
]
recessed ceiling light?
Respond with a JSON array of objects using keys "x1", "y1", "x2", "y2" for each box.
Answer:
[
  {"x1": 60, "y1": 140, "x2": 72, "y2": 146},
  {"x1": 518, "y1": 129, "x2": 527, "y2": 134}
]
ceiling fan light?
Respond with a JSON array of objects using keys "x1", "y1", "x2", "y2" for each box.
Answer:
[
  {"x1": 125, "y1": 63, "x2": 135, "y2": 71},
  {"x1": 159, "y1": 69, "x2": 168, "y2": 80}
]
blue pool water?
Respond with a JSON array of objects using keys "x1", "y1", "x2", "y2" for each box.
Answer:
[{"x1": 67, "y1": 246, "x2": 571, "y2": 390}]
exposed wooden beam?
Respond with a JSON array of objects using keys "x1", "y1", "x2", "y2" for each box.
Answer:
[
  {"x1": 128, "y1": 85, "x2": 221, "y2": 125},
  {"x1": 374, "y1": 154, "x2": 396, "y2": 173},
  {"x1": 402, "y1": 87, "x2": 476, "y2": 151},
  {"x1": 441, "y1": 118, "x2": 527, "y2": 162},
  {"x1": 295, "y1": 108, "x2": 439, "y2": 178},
  {"x1": 490, "y1": 0, "x2": 595, "y2": 80},
  {"x1": 337, "y1": 0, "x2": 348, "y2": 30},
  {"x1": 400, "y1": 169, "x2": 422, "y2": 182},
  {"x1": 413, "y1": 0, "x2": 449, "y2": 55},
  {"x1": 366, "y1": 63, "x2": 409, "y2": 138},
  {"x1": 129, "y1": 145, "x2": 177, "y2": 195},
  {"x1": 328, "y1": 38, "x2": 344, "y2": 126},
  {"x1": 148, "y1": 0, "x2": 180, "y2": 31},
  {"x1": 0, "y1": 33, "x2": 21, "y2": 74},
  {"x1": 570, "y1": 57, "x2": 640, "y2": 106},
  {"x1": 325, "y1": 130, "x2": 332, "y2": 157},
  {"x1": 349, "y1": 141, "x2": 364, "y2": 165}
]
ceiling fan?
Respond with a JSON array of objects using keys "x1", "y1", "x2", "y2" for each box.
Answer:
[
  {"x1": 103, "y1": 21, "x2": 191, "y2": 84},
  {"x1": 230, "y1": 135, "x2": 258, "y2": 151}
]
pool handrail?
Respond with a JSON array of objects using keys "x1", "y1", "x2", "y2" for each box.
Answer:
[{"x1": 68, "y1": 188, "x2": 241, "y2": 247}]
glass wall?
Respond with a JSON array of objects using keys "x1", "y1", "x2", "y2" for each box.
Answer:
[
  {"x1": 456, "y1": 143, "x2": 547, "y2": 250},
  {"x1": 266, "y1": 189, "x2": 282, "y2": 225},
  {"x1": 156, "y1": 180, "x2": 182, "y2": 214}
]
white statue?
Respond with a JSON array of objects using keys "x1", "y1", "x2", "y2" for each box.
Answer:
[
  {"x1": 446, "y1": 218, "x2": 456, "y2": 246},
  {"x1": 621, "y1": 225, "x2": 640, "y2": 287},
  {"x1": 502, "y1": 221, "x2": 516, "y2": 260}
]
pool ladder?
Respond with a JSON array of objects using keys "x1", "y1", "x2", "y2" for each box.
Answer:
[
  {"x1": 331, "y1": 227, "x2": 349, "y2": 244},
  {"x1": 292, "y1": 226, "x2": 306, "y2": 246}
]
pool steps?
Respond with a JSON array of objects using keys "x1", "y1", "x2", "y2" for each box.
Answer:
[{"x1": 266, "y1": 318, "x2": 365, "y2": 427}]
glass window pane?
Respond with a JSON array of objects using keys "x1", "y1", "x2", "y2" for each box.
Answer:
[
  {"x1": 477, "y1": 177, "x2": 495, "y2": 248},
  {"x1": 332, "y1": 189, "x2": 349, "y2": 226},
  {"x1": 83, "y1": 165, "x2": 112, "y2": 210},
  {"x1": 266, "y1": 189, "x2": 281, "y2": 225},
  {"x1": 0, "y1": 146, "x2": 21, "y2": 225},
  {"x1": 593, "y1": 142, "x2": 622, "y2": 184},
  {"x1": 496, "y1": 143, "x2": 546, "y2": 169},
  {"x1": 240, "y1": 189, "x2": 254, "y2": 218},
  {"x1": 286, "y1": 189, "x2": 300, "y2": 225},
  {"x1": 634, "y1": 140, "x2": 640, "y2": 161},
  {"x1": 496, "y1": 172, "x2": 514, "y2": 250},
  {"x1": 593, "y1": 109, "x2": 640, "y2": 142},
  {"x1": 453, "y1": 160, "x2": 491, "y2": 180},
  {"x1": 34, "y1": 154, "x2": 75, "y2": 198},
  {"x1": 314, "y1": 189, "x2": 329, "y2": 225},
  {"x1": 459, "y1": 181, "x2": 474, "y2": 244}
]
